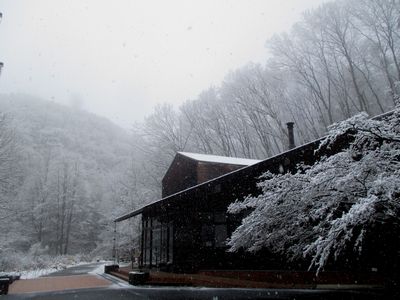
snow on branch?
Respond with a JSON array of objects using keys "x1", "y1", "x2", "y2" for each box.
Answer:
[{"x1": 228, "y1": 104, "x2": 400, "y2": 272}]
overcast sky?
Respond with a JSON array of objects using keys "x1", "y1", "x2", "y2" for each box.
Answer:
[{"x1": 0, "y1": 0, "x2": 328, "y2": 128}]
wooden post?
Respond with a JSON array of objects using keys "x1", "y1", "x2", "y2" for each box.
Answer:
[{"x1": 113, "y1": 221, "x2": 117, "y2": 264}]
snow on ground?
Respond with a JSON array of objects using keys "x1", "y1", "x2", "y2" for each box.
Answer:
[
  {"x1": 0, "y1": 260, "x2": 96, "y2": 279},
  {"x1": 89, "y1": 261, "x2": 112, "y2": 276},
  {"x1": 20, "y1": 267, "x2": 61, "y2": 279},
  {"x1": 1, "y1": 268, "x2": 59, "y2": 279}
]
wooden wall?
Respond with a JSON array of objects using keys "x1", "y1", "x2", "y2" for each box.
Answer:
[
  {"x1": 197, "y1": 162, "x2": 243, "y2": 184},
  {"x1": 162, "y1": 155, "x2": 197, "y2": 198},
  {"x1": 162, "y1": 154, "x2": 247, "y2": 198}
]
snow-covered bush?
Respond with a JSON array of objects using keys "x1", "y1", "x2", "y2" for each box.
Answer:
[{"x1": 228, "y1": 105, "x2": 400, "y2": 272}]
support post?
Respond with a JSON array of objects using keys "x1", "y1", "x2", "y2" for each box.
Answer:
[{"x1": 113, "y1": 221, "x2": 117, "y2": 264}]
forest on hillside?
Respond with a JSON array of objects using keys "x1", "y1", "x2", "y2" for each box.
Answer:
[
  {"x1": 0, "y1": 0, "x2": 399, "y2": 271},
  {"x1": 0, "y1": 95, "x2": 147, "y2": 269}
]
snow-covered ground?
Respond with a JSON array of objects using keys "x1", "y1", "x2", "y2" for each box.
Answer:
[
  {"x1": 89, "y1": 262, "x2": 111, "y2": 276},
  {"x1": 20, "y1": 261, "x2": 97, "y2": 279},
  {"x1": 20, "y1": 267, "x2": 64, "y2": 279},
  {"x1": 1, "y1": 268, "x2": 53, "y2": 279},
  {"x1": 0, "y1": 259, "x2": 106, "y2": 279}
]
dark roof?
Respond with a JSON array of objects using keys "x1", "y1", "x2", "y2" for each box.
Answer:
[{"x1": 114, "y1": 139, "x2": 322, "y2": 222}]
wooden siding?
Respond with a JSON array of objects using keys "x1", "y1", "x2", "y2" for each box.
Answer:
[
  {"x1": 162, "y1": 154, "x2": 247, "y2": 198},
  {"x1": 197, "y1": 162, "x2": 243, "y2": 184},
  {"x1": 162, "y1": 155, "x2": 197, "y2": 198}
]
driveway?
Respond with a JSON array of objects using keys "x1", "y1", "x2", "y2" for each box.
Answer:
[
  {"x1": 5, "y1": 286, "x2": 388, "y2": 299},
  {"x1": 43, "y1": 262, "x2": 106, "y2": 277}
]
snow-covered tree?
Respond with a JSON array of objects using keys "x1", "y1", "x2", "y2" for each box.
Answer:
[
  {"x1": 0, "y1": 113, "x2": 20, "y2": 219},
  {"x1": 228, "y1": 102, "x2": 400, "y2": 273}
]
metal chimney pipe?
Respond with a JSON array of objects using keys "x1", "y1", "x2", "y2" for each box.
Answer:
[{"x1": 286, "y1": 122, "x2": 295, "y2": 150}]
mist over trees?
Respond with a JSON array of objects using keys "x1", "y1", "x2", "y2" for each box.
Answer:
[
  {"x1": 0, "y1": 0, "x2": 399, "y2": 270},
  {"x1": 0, "y1": 95, "x2": 133, "y2": 264},
  {"x1": 139, "y1": 0, "x2": 399, "y2": 165},
  {"x1": 133, "y1": 0, "x2": 400, "y2": 270}
]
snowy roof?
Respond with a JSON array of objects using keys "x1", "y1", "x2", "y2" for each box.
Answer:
[{"x1": 178, "y1": 152, "x2": 261, "y2": 166}]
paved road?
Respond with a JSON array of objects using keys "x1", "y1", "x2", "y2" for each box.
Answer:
[
  {"x1": 5, "y1": 263, "x2": 392, "y2": 299},
  {"x1": 42, "y1": 262, "x2": 106, "y2": 277},
  {"x1": 5, "y1": 286, "x2": 389, "y2": 299}
]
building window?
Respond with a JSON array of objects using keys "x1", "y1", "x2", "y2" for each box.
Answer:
[
  {"x1": 142, "y1": 217, "x2": 173, "y2": 267},
  {"x1": 201, "y1": 212, "x2": 228, "y2": 248},
  {"x1": 144, "y1": 226, "x2": 151, "y2": 265},
  {"x1": 201, "y1": 225, "x2": 214, "y2": 247},
  {"x1": 215, "y1": 224, "x2": 227, "y2": 247},
  {"x1": 168, "y1": 223, "x2": 173, "y2": 263},
  {"x1": 152, "y1": 228, "x2": 161, "y2": 266},
  {"x1": 214, "y1": 212, "x2": 226, "y2": 223},
  {"x1": 161, "y1": 226, "x2": 168, "y2": 263}
]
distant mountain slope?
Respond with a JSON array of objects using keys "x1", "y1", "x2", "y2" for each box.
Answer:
[
  {"x1": 0, "y1": 94, "x2": 135, "y2": 256},
  {"x1": 0, "y1": 94, "x2": 131, "y2": 171}
]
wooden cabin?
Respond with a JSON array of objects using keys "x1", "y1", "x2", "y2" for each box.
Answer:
[
  {"x1": 114, "y1": 111, "x2": 397, "y2": 282},
  {"x1": 114, "y1": 133, "x2": 350, "y2": 272},
  {"x1": 114, "y1": 108, "x2": 391, "y2": 273}
]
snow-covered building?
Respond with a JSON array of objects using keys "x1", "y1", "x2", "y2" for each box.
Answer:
[
  {"x1": 114, "y1": 112, "x2": 397, "y2": 287},
  {"x1": 114, "y1": 114, "x2": 375, "y2": 272},
  {"x1": 114, "y1": 130, "x2": 349, "y2": 272}
]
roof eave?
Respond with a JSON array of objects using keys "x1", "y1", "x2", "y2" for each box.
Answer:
[{"x1": 114, "y1": 207, "x2": 144, "y2": 222}]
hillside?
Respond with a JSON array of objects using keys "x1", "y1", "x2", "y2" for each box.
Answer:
[
  {"x1": 0, "y1": 94, "x2": 137, "y2": 261},
  {"x1": 0, "y1": 94, "x2": 131, "y2": 170}
]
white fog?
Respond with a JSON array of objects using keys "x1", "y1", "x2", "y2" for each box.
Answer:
[{"x1": 0, "y1": 0, "x2": 327, "y2": 127}]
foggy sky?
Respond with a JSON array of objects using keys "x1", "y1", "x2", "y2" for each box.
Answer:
[{"x1": 0, "y1": 0, "x2": 328, "y2": 128}]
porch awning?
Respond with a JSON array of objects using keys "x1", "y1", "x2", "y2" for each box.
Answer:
[{"x1": 114, "y1": 207, "x2": 144, "y2": 222}]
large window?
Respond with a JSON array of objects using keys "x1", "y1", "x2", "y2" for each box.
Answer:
[
  {"x1": 142, "y1": 217, "x2": 173, "y2": 267},
  {"x1": 143, "y1": 218, "x2": 152, "y2": 265},
  {"x1": 201, "y1": 212, "x2": 227, "y2": 248},
  {"x1": 215, "y1": 224, "x2": 227, "y2": 247},
  {"x1": 161, "y1": 226, "x2": 168, "y2": 263},
  {"x1": 168, "y1": 224, "x2": 173, "y2": 263},
  {"x1": 152, "y1": 228, "x2": 161, "y2": 265},
  {"x1": 201, "y1": 224, "x2": 214, "y2": 247}
]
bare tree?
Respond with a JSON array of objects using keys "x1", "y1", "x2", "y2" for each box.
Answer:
[{"x1": 0, "y1": 113, "x2": 19, "y2": 219}]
